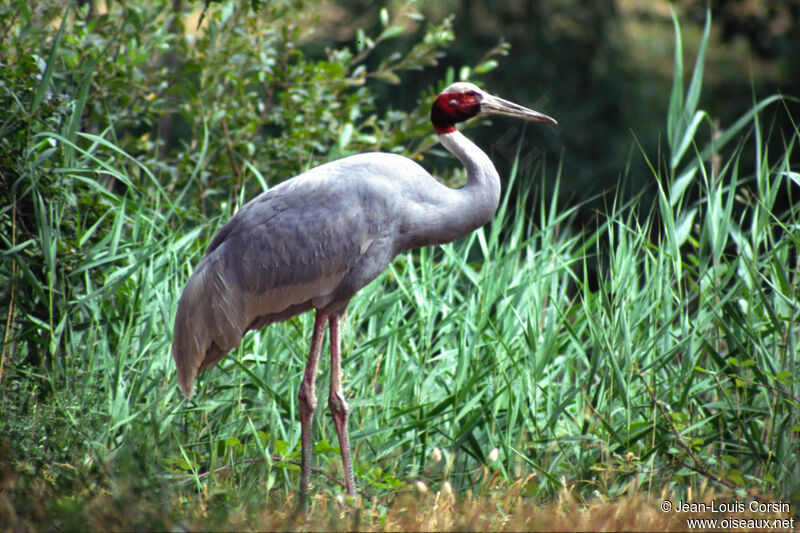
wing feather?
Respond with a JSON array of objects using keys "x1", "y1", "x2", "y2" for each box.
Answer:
[{"x1": 172, "y1": 153, "x2": 435, "y2": 397}]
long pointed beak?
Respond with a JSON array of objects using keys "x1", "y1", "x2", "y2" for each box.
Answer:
[{"x1": 480, "y1": 94, "x2": 557, "y2": 125}]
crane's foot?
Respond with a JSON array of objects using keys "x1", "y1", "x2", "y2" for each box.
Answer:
[
  {"x1": 328, "y1": 313, "x2": 357, "y2": 497},
  {"x1": 297, "y1": 311, "x2": 327, "y2": 501}
]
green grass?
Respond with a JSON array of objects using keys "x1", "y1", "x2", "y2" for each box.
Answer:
[{"x1": 2, "y1": 7, "x2": 799, "y2": 531}]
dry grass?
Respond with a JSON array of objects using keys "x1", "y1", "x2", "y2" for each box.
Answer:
[
  {"x1": 214, "y1": 480, "x2": 797, "y2": 532},
  {"x1": 3, "y1": 452, "x2": 796, "y2": 532}
]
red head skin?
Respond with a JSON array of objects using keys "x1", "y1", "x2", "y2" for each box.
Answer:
[{"x1": 430, "y1": 90, "x2": 482, "y2": 134}]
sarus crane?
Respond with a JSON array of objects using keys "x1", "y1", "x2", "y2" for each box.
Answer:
[{"x1": 172, "y1": 81, "x2": 556, "y2": 497}]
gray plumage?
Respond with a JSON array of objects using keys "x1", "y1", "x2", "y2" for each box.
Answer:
[
  {"x1": 173, "y1": 142, "x2": 497, "y2": 396},
  {"x1": 172, "y1": 82, "x2": 556, "y2": 497}
]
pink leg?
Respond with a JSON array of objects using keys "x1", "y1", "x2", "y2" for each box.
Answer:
[
  {"x1": 328, "y1": 313, "x2": 356, "y2": 496},
  {"x1": 297, "y1": 311, "x2": 326, "y2": 496}
]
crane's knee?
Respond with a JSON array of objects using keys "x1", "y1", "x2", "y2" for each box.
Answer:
[
  {"x1": 328, "y1": 391, "x2": 349, "y2": 418},
  {"x1": 298, "y1": 387, "x2": 318, "y2": 415}
]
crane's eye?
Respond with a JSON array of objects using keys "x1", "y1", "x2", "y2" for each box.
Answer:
[{"x1": 465, "y1": 90, "x2": 478, "y2": 98}]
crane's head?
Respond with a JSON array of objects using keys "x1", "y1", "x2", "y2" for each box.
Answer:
[{"x1": 430, "y1": 82, "x2": 556, "y2": 135}]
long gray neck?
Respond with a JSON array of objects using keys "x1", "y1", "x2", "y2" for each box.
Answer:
[
  {"x1": 439, "y1": 130, "x2": 501, "y2": 210},
  {"x1": 404, "y1": 130, "x2": 501, "y2": 248}
]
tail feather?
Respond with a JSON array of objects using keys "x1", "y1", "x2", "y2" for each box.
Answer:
[
  {"x1": 173, "y1": 293, "x2": 204, "y2": 399},
  {"x1": 172, "y1": 253, "x2": 247, "y2": 398}
]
